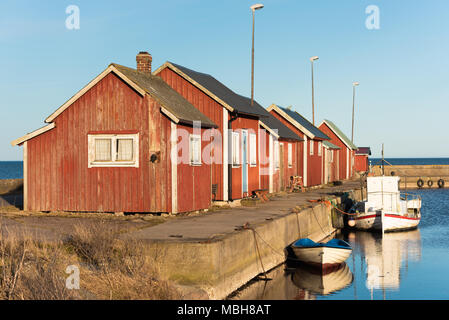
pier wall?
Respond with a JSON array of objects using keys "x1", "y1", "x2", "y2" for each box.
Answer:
[
  {"x1": 143, "y1": 189, "x2": 364, "y2": 300},
  {"x1": 372, "y1": 165, "x2": 449, "y2": 189},
  {"x1": 0, "y1": 179, "x2": 23, "y2": 209}
]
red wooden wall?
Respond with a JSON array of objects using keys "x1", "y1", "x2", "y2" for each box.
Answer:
[
  {"x1": 231, "y1": 115, "x2": 260, "y2": 199},
  {"x1": 355, "y1": 154, "x2": 368, "y2": 172},
  {"x1": 268, "y1": 110, "x2": 304, "y2": 182},
  {"x1": 307, "y1": 140, "x2": 323, "y2": 187},
  {"x1": 319, "y1": 123, "x2": 351, "y2": 180},
  {"x1": 175, "y1": 124, "x2": 212, "y2": 213},
  {"x1": 279, "y1": 140, "x2": 298, "y2": 191},
  {"x1": 259, "y1": 127, "x2": 270, "y2": 191},
  {"x1": 157, "y1": 68, "x2": 225, "y2": 200},
  {"x1": 26, "y1": 72, "x2": 173, "y2": 213},
  {"x1": 268, "y1": 110, "x2": 327, "y2": 187}
]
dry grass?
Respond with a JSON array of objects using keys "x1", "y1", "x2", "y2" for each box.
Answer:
[{"x1": 0, "y1": 220, "x2": 180, "y2": 300}]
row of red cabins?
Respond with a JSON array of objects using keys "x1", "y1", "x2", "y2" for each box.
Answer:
[{"x1": 12, "y1": 51, "x2": 371, "y2": 214}]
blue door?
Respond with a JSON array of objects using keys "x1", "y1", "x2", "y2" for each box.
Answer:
[{"x1": 242, "y1": 131, "x2": 248, "y2": 194}]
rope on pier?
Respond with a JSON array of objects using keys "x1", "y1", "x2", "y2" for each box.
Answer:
[{"x1": 308, "y1": 198, "x2": 358, "y2": 216}]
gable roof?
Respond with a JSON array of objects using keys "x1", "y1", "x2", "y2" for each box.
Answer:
[
  {"x1": 11, "y1": 123, "x2": 55, "y2": 146},
  {"x1": 12, "y1": 63, "x2": 217, "y2": 146},
  {"x1": 111, "y1": 64, "x2": 217, "y2": 128},
  {"x1": 258, "y1": 110, "x2": 303, "y2": 141},
  {"x1": 356, "y1": 147, "x2": 372, "y2": 155},
  {"x1": 266, "y1": 104, "x2": 330, "y2": 140},
  {"x1": 320, "y1": 119, "x2": 357, "y2": 150},
  {"x1": 323, "y1": 141, "x2": 341, "y2": 150},
  {"x1": 154, "y1": 62, "x2": 267, "y2": 118}
]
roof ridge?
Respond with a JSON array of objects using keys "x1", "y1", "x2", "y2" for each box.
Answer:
[{"x1": 323, "y1": 119, "x2": 357, "y2": 150}]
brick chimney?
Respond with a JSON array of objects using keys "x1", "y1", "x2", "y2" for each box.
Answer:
[{"x1": 136, "y1": 51, "x2": 152, "y2": 73}]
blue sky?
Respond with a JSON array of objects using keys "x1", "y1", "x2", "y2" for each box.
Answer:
[{"x1": 1, "y1": 0, "x2": 448, "y2": 160}]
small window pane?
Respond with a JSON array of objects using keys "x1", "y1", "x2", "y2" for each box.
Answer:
[
  {"x1": 95, "y1": 139, "x2": 111, "y2": 161},
  {"x1": 274, "y1": 141, "x2": 279, "y2": 169},
  {"x1": 232, "y1": 132, "x2": 240, "y2": 165},
  {"x1": 288, "y1": 143, "x2": 292, "y2": 166},
  {"x1": 250, "y1": 134, "x2": 256, "y2": 165},
  {"x1": 117, "y1": 139, "x2": 133, "y2": 161},
  {"x1": 190, "y1": 135, "x2": 201, "y2": 165}
]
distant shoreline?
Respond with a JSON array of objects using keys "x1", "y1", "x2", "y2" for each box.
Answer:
[{"x1": 1, "y1": 159, "x2": 449, "y2": 180}]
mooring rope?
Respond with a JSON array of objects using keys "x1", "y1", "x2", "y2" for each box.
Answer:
[
  {"x1": 249, "y1": 228, "x2": 269, "y2": 280},
  {"x1": 308, "y1": 198, "x2": 358, "y2": 216}
]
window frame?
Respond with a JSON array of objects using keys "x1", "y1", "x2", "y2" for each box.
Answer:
[
  {"x1": 287, "y1": 143, "x2": 293, "y2": 168},
  {"x1": 318, "y1": 141, "x2": 322, "y2": 156},
  {"x1": 189, "y1": 134, "x2": 202, "y2": 166},
  {"x1": 249, "y1": 133, "x2": 257, "y2": 167},
  {"x1": 232, "y1": 131, "x2": 241, "y2": 167},
  {"x1": 274, "y1": 140, "x2": 280, "y2": 170},
  {"x1": 88, "y1": 133, "x2": 139, "y2": 168},
  {"x1": 310, "y1": 140, "x2": 314, "y2": 155}
]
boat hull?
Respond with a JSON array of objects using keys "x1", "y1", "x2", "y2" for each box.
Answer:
[
  {"x1": 354, "y1": 212, "x2": 420, "y2": 232},
  {"x1": 292, "y1": 246, "x2": 352, "y2": 269}
]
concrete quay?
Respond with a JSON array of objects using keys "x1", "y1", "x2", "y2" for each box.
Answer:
[
  {"x1": 371, "y1": 165, "x2": 449, "y2": 189},
  {"x1": 125, "y1": 180, "x2": 364, "y2": 299}
]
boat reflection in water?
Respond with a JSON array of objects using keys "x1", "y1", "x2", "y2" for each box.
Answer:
[
  {"x1": 291, "y1": 263, "x2": 353, "y2": 299},
  {"x1": 348, "y1": 229, "x2": 422, "y2": 295}
]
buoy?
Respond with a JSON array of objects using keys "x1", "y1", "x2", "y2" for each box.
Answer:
[
  {"x1": 428, "y1": 180, "x2": 433, "y2": 188},
  {"x1": 417, "y1": 179, "x2": 424, "y2": 188},
  {"x1": 438, "y1": 179, "x2": 445, "y2": 188}
]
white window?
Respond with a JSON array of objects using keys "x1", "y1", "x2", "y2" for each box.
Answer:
[
  {"x1": 288, "y1": 143, "x2": 292, "y2": 167},
  {"x1": 88, "y1": 134, "x2": 139, "y2": 168},
  {"x1": 249, "y1": 133, "x2": 257, "y2": 166},
  {"x1": 274, "y1": 140, "x2": 280, "y2": 169},
  {"x1": 232, "y1": 131, "x2": 240, "y2": 167},
  {"x1": 310, "y1": 140, "x2": 314, "y2": 155},
  {"x1": 318, "y1": 142, "x2": 322, "y2": 156},
  {"x1": 189, "y1": 134, "x2": 201, "y2": 166},
  {"x1": 330, "y1": 150, "x2": 334, "y2": 162}
]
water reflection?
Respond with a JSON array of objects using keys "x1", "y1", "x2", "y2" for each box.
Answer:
[
  {"x1": 347, "y1": 229, "x2": 422, "y2": 294},
  {"x1": 291, "y1": 263, "x2": 353, "y2": 297},
  {"x1": 231, "y1": 229, "x2": 422, "y2": 300}
]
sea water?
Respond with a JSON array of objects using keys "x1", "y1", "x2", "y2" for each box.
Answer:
[{"x1": 232, "y1": 188, "x2": 449, "y2": 300}]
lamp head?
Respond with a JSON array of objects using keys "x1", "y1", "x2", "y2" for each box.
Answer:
[
  {"x1": 250, "y1": 4, "x2": 264, "y2": 11},
  {"x1": 310, "y1": 56, "x2": 319, "y2": 62},
  {"x1": 353, "y1": 82, "x2": 360, "y2": 87}
]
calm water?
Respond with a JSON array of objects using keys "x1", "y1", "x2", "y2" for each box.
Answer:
[
  {"x1": 233, "y1": 188, "x2": 449, "y2": 300},
  {"x1": 0, "y1": 161, "x2": 23, "y2": 179}
]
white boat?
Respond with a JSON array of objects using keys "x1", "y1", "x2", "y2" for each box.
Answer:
[
  {"x1": 349, "y1": 176, "x2": 422, "y2": 232},
  {"x1": 290, "y1": 238, "x2": 352, "y2": 269},
  {"x1": 292, "y1": 262, "x2": 353, "y2": 295}
]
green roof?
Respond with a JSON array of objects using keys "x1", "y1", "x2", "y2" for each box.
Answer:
[
  {"x1": 323, "y1": 140, "x2": 341, "y2": 150},
  {"x1": 323, "y1": 119, "x2": 357, "y2": 150}
]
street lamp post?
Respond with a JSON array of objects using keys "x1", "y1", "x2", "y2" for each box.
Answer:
[
  {"x1": 351, "y1": 81, "x2": 359, "y2": 143},
  {"x1": 310, "y1": 56, "x2": 319, "y2": 125},
  {"x1": 250, "y1": 3, "x2": 264, "y2": 106}
]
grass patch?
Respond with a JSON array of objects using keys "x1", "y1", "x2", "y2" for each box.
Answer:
[{"x1": 0, "y1": 220, "x2": 180, "y2": 300}]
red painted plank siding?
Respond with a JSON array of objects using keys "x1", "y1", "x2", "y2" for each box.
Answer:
[
  {"x1": 230, "y1": 115, "x2": 260, "y2": 199},
  {"x1": 355, "y1": 154, "x2": 369, "y2": 172},
  {"x1": 176, "y1": 124, "x2": 212, "y2": 213},
  {"x1": 157, "y1": 68, "x2": 225, "y2": 200},
  {"x1": 318, "y1": 123, "x2": 352, "y2": 180},
  {"x1": 307, "y1": 140, "x2": 324, "y2": 187},
  {"x1": 259, "y1": 127, "x2": 270, "y2": 191},
  {"x1": 26, "y1": 72, "x2": 173, "y2": 213},
  {"x1": 269, "y1": 110, "x2": 326, "y2": 187}
]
